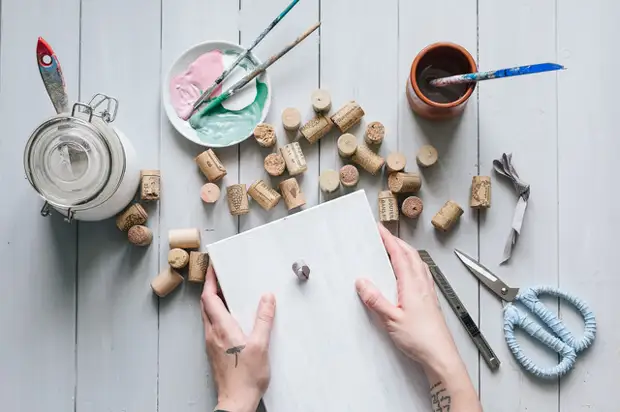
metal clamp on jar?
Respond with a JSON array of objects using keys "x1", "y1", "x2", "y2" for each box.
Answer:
[{"x1": 24, "y1": 94, "x2": 140, "y2": 222}]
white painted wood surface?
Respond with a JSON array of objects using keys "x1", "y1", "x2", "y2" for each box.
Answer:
[
  {"x1": 0, "y1": 0, "x2": 617, "y2": 410},
  {"x1": 557, "y1": 1, "x2": 620, "y2": 410},
  {"x1": 0, "y1": 1, "x2": 79, "y2": 410},
  {"x1": 76, "y1": 2, "x2": 161, "y2": 411},
  {"x1": 479, "y1": 0, "x2": 560, "y2": 409},
  {"x1": 208, "y1": 191, "x2": 428, "y2": 411}
]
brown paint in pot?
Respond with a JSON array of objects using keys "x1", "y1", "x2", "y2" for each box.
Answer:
[{"x1": 406, "y1": 42, "x2": 477, "y2": 120}]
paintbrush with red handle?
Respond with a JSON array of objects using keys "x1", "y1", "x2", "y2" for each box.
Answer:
[{"x1": 37, "y1": 37, "x2": 69, "y2": 114}]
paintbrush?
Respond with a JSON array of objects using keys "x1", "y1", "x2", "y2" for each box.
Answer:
[
  {"x1": 37, "y1": 37, "x2": 69, "y2": 113},
  {"x1": 429, "y1": 62, "x2": 565, "y2": 88},
  {"x1": 193, "y1": 22, "x2": 320, "y2": 118},
  {"x1": 186, "y1": 0, "x2": 302, "y2": 119}
]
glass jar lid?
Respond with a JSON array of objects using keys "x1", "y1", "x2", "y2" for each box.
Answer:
[{"x1": 24, "y1": 115, "x2": 113, "y2": 208}]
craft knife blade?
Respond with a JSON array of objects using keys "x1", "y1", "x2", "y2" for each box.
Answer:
[{"x1": 419, "y1": 250, "x2": 500, "y2": 371}]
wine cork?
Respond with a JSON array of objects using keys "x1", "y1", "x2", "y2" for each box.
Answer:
[
  {"x1": 300, "y1": 114, "x2": 333, "y2": 144},
  {"x1": 388, "y1": 172, "x2": 422, "y2": 194},
  {"x1": 470, "y1": 176, "x2": 491, "y2": 209},
  {"x1": 351, "y1": 144, "x2": 385, "y2": 175},
  {"x1": 402, "y1": 196, "x2": 423, "y2": 219},
  {"x1": 337, "y1": 133, "x2": 357, "y2": 157},
  {"x1": 282, "y1": 107, "x2": 302, "y2": 131},
  {"x1": 331, "y1": 101, "x2": 365, "y2": 133},
  {"x1": 200, "y1": 183, "x2": 220, "y2": 203},
  {"x1": 280, "y1": 142, "x2": 307, "y2": 176},
  {"x1": 169, "y1": 228, "x2": 201, "y2": 249},
  {"x1": 386, "y1": 152, "x2": 407, "y2": 173},
  {"x1": 116, "y1": 203, "x2": 148, "y2": 231},
  {"x1": 279, "y1": 178, "x2": 306, "y2": 210},
  {"x1": 151, "y1": 267, "x2": 184, "y2": 298},
  {"x1": 248, "y1": 180, "x2": 281, "y2": 210},
  {"x1": 264, "y1": 153, "x2": 286, "y2": 177},
  {"x1": 416, "y1": 144, "x2": 438, "y2": 168},
  {"x1": 319, "y1": 170, "x2": 340, "y2": 193},
  {"x1": 127, "y1": 225, "x2": 153, "y2": 246},
  {"x1": 188, "y1": 251, "x2": 209, "y2": 283},
  {"x1": 253, "y1": 123, "x2": 277, "y2": 148},
  {"x1": 364, "y1": 121, "x2": 385, "y2": 145},
  {"x1": 226, "y1": 184, "x2": 250, "y2": 216},
  {"x1": 339, "y1": 164, "x2": 360, "y2": 187},
  {"x1": 140, "y1": 170, "x2": 160, "y2": 201},
  {"x1": 378, "y1": 191, "x2": 399, "y2": 222},
  {"x1": 168, "y1": 248, "x2": 190, "y2": 269},
  {"x1": 311, "y1": 89, "x2": 332, "y2": 113},
  {"x1": 432, "y1": 200, "x2": 464, "y2": 232},
  {"x1": 196, "y1": 149, "x2": 227, "y2": 182}
]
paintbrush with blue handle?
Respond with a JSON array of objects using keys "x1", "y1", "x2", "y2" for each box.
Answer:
[
  {"x1": 429, "y1": 62, "x2": 565, "y2": 88},
  {"x1": 185, "y1": 0, "x2": 301, "y2": 119}
]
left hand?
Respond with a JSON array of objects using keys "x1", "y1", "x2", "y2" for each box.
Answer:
[{"x1": 201, "y1": 265, "x2": 276, "y2": 412}]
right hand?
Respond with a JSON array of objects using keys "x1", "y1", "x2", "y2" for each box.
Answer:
[{"x1": 355, "y1": 224, "x2": 461, "y2": 369}]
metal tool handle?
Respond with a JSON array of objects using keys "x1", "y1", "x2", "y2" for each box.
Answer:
[
  {"x1": 419, "y1": 251, "x2": 500, "y2": 371},
  {"x1": 461, "y1": 310, "x2": 501, "y2": 371}
]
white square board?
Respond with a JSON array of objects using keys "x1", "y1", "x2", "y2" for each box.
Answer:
[{"x1": 208, "y1": 190, "x2": 426, "y2": 411}]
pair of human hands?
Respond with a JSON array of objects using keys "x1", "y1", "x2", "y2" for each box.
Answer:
[{"x1": 201, "y1": 224, "x2": 460, "y2": 411}]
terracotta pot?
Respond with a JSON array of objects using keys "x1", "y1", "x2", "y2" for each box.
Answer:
[{"x1": 406, "y1": 42, "x2": 477, "y2": 120}]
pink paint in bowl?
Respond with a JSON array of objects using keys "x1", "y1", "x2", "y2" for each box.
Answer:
[{"x1": 169, "y1": 50, "x2": 224, "y2": 120}]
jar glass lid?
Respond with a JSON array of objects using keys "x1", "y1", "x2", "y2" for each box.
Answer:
[{"x1": 24, "y1": 116, "x2": 112, "y2": 208}]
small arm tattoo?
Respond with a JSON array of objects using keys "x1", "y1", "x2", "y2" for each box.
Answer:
[
  {"x1": 225, "y1": 345, "x2": 246, "y2": 368},
  {"x1": 430, "y1": 381, "x2": 451, "y2": 412}
]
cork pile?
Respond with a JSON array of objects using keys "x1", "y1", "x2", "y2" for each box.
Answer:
[
  {"x1": 189, "y1": 91, "x2": 378, "y2": 215},
  {"x1": 187, "y1": 89, "x2": 493, "y2": 234},
  {"x1": 150, "y1": 228, "x2": 210, "y2": 298},
  {"x1": 113, "y1": 170, "x2": 212, "y2": 299},
  {"x1": 115, "y1": 170, "x2": 161, "y2": 245}
]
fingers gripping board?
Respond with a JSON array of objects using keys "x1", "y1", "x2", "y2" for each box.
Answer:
[{"x1": 207, "y1": 190, "x2": 428, "y2": 411}]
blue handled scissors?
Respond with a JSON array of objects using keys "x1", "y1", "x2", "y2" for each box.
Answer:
[{"x1": 454, "y1": 249, "x2": 597, "y2": 379}]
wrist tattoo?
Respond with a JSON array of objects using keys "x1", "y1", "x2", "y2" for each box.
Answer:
[
  {"x1": 225, "y1": 345, "x2": 246, "y2": 368},
  {"x1": 430, "y1": 381, "x2": 451, "y2": 412}
]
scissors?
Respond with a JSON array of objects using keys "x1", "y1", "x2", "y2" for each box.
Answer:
[{"x1": 454, "y1": 249, "x2": 597, "y2": 379}]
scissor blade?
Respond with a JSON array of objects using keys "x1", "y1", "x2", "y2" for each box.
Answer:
[{"x1": 454, "y1": 249, "x2": 519, "y2": 302}]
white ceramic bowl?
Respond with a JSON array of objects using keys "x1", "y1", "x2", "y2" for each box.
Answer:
[{"x1": 163, "y1": 40, "x2": 272, "y2": 147}]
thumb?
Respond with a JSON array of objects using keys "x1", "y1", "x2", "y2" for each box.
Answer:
[
  {"x1": 356, "y1": 279, "x2": 399, "y2": 321},
  {"x1": 251, "y1": 293, "x2": 276, "y2": 348}
]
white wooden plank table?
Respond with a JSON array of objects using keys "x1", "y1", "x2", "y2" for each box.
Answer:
[{"x1": 0, "y1": 0, "x2": 617, "y2": 411}]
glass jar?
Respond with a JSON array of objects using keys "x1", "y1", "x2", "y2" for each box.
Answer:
[{"x1": 24, "y1": 94, "x2": 140, "y2": 222}]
